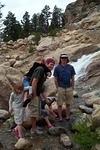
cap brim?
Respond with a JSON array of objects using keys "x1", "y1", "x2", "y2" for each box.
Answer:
[{"x1": 60, "y1": 54, "x2": 68, "y2": 58}]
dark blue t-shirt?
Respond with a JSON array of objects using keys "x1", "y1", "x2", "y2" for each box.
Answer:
[{"x1": 53, "y1": 64, "x2": 76, "y2": 88}]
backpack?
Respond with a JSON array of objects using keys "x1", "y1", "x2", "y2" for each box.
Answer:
[{"x1": 25, "y1": 62, "x2": 51, "y2": 82}]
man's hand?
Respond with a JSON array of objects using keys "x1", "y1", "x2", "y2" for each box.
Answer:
[
  {"x1": 23, "y1": 97, "x2": 31, "y2": 107},
  {"x1": 9, "y1": 108, "x2": 13, "y2": 114}
]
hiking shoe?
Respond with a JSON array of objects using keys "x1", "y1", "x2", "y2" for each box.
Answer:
[
  {"x1": 65, "y1": 117, "x2": 70, "y2": 121},
  {"x1": 30, "y1": 129, "x2": 35, "y2": 135},
  {"x1": 36, "y1": 129, "x2": 44, "y2": 135},
  {"x1": 55, "y1": 118, "x2": 63, "y2": 122},
  {"x1": 30, "y1": 128, "x2": 43, "y2": 135}
]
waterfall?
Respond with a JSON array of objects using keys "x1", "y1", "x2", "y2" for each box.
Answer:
[{"x1": 71, "y1": 51, "x2": 100, "y2": 80}]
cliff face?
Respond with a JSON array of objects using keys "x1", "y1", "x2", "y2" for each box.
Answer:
[
  {"x1": 64, "y1": 0, "x2": 100, "y2": 24},
  {"x1": 83, "y1": 0, "x2": 100, "y2": 4}
]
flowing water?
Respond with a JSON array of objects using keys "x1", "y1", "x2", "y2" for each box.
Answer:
[{"x1": 71, "y1": 50, "x2": 100, "y2": 80}]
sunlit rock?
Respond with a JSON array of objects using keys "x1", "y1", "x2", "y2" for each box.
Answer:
[
  {"x1": 60, "y1": 134, "x2": 72, "y2": 148},
  {"x1": 92, "y1": 104, "x2": 100, "y2": 128},
  {"x1": 15, "y1": 138, "x2": 33, "y2": 150},
  {"x1": 0, "y1": 109, "x2": 10, "y2": 120}
]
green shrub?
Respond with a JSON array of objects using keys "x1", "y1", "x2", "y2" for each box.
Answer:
[
  {"x1": 33, "y1": 32, "x2": 41, "y2": 45},
  {"x1": 73, "y1": 121, "x2": 100, "y2": 150},
  {"x1": 49, "y1": 28, "x2": 59, "y2": 37},
  {"x1": 28, "y1": 45, "x2": 35, "y2": 53}
]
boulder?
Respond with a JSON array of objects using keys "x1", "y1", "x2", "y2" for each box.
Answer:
[
  {"x1": 79, "y1": 105, "x2": 93, "y2": 114},
  {"x1": 0, "y1": 109, "x2": 10, "y2": 120},
  {"x1": 92, "y1": 104, "x2": 100, "y2": 128},
  {"x1": 15, "y1": 138, "x2": 33, "y2": 150},
  {"x1": 82, "y1": 90, "x2": 100, "y2": 106},
  {"x1": 0, "y1": 64, "x2": 22, "y2": 109},
  {"x1": 48, "y1": 126, "x2": 66, "y2": 136},
  {"x1": 60, "y1": 134, "x2": 72, "y2": 148},
  {"x1": 85, "y1": 57, "x2": 100, "y2": 79}
]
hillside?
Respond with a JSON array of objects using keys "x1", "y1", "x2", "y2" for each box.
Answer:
[
  {"x1": 0, "y1": 0, "x2": 100, "y2": 150},
  {"x1": 0, "y1": 0, "x2": 100, "y2": 109}
]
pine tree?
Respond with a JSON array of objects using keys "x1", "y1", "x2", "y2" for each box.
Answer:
[
  {"x1": 38, "y1": 13, "x2": 45, "y2": 33},
  {"x1": 21, "y1": 11, "x2": 31, "y2": 37},
  {"x1": 31, "y1": 13, "x2": 39, "y2": 32},
  {"x1": 3, "y1": 11, "x2": 21, "y2": 41},
  {"x1": 41, "y1": 5, "x2": 51, "y2": 33},
  {"x1": 62, "y1": 13, "x2": 65, "y2": 27},
  {"x1": 51, "y1": 5, "x2": 63, "y2": 29},
  {"x1": 0, "y1": 2, "x2": 4, "y2": 36}
]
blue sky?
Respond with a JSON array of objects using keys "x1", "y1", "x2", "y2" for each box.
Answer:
[{"x1": 1, "y1": 0, "x2": 76, "y2": 21}]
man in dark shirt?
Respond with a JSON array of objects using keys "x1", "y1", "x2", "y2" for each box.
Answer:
[
  {"x1": 22, "y1": 60, "x2": 51, "y2": 104},
  {"x1": 28, "y1": 57, "x2": 55, "y2": 134},
  {"x1": 53, "y1": 54, "x2": 76, "y2": 121}
]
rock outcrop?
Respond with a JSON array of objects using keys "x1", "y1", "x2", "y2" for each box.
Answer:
[
  {"x1": 65, "y1": 0, "x2": 100, "y2": 25},
  {"x1": 0, "y1": 64, "x2": 22, "y2": 109}
]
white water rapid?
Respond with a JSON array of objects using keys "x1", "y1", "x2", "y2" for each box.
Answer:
[{"x1": 71, "y1": 50, "x2": 100, "y2": 80}]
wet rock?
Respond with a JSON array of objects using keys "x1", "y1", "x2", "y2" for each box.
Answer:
[{"x1": 60, "y1": 134, "x2": 72, "y2": 148}]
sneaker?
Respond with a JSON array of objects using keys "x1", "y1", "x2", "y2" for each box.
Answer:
[
  {"x1": 36, "y1": 129, "x2": 44, "y2": 135},
  {"x1": 30, "y1": 128, "x2": 43, "y2": 135},
  {"x1": 30, "y1": 129, "x2": 35, "y2": 135},
  {"x1": 58, "y1": 118, "x2": 63, "y2": 122},
  {"x1": 48, "y1": 125, "x2": 54, "y2": 129},
  {"x1": 65, "y1": 117, "x2": 70, "y2": 121}
]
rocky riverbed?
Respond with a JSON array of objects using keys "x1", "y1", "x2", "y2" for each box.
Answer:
[{"x1": 0, "y1": 80, "x2": 92, "y2": 150}]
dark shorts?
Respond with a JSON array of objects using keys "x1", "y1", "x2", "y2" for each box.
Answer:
[
  {"x1": 40, "y1": 100, "x2": 48, "y2": 118},
  {"x1": 22, "y1": 76, "x2": 30, "y2": 91}
]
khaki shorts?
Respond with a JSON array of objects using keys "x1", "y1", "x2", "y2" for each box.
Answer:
[
  {"x1": 57, "y1": 87, "x2": 73, "y2": 106},
  {"x1": 28, "y1": 96, "x2": 39, "y2": 118}
]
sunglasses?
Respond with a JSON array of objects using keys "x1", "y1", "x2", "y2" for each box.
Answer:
[{"x1": 60, "y1": 57, "x2": 68, "y2": 59}]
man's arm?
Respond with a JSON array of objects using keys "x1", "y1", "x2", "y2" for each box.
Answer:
[
  {"x1": 31, "y1": 67, "x2": 44, "y2": 97},
  {"x1": 70, "y1": 76, "x2": 75, "y2": 90},
  {"x1": 53, "y1": 67, "x2": 59, "y2": 90},
  {"x1": 70, "y1": 66, "x2": 76, "y2": 90},
  {"x1": 31, "y1": 78, "x2": 38, "y2": 98},
  {"x1": 54, "y1": 77, "x2": 59, "y2": 90}
]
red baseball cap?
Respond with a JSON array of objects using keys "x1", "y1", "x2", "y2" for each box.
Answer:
[{"x1": 45, "y1": 57, "x2": 55, "y2": 64}]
